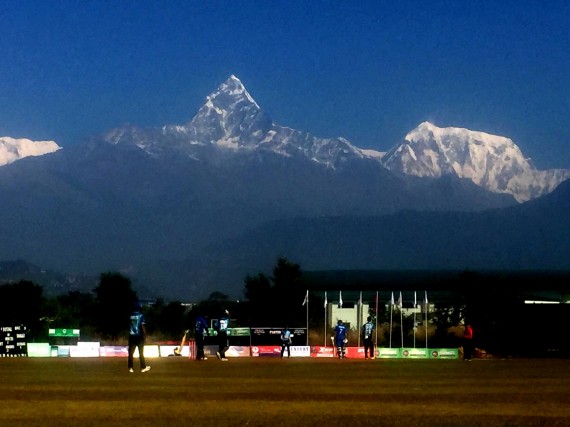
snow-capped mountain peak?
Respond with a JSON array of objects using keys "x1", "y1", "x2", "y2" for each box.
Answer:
[
  {"x1": 218, "y1": 74, "x2": 260, "y2": 109},
  {"x1": 0, "y1": 136, "x2": 61, "y2": 166},
  {"x1": 183, "y1": 75, "x2": 268, "y2": 148},
  {"x1": 103, "y1": 75, "x2": 367, "y2": 167},
  {"x1": 382, "y1": 122, "x2": 570, "y2": 202}
]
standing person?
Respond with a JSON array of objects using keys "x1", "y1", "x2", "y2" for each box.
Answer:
[
  {"x1": 215, "y1": 310, "x2": 230, "y2": 361},
  {"x1": 334, "y1": 319, "x2": 348, "y2": 359},
  {"x1": 280, "y1": 325, "x2": 292, "y2": 358},
  {"x1": 362, "y1": 316, "x2": 375, "y2": 359},
  {"x1": 463, "y1": 323, "x2": 474, "y2": 361},
  {"x1": 194, "y1": 314, "x2": 210, "y2": 360},
  {"x1": 128, "y1": 301, "x2": 151, "y2": 373}
]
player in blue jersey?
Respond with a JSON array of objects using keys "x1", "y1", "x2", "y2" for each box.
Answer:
[
  {"x1": 128, "y1": 301, "x2": 150, "y2": 373},
  {"x1": 334, "y1": 319, "x2": 348, "y2": 359},
  {"x1": 280, "y1": 325, "x2": 292, "y2": 358},
  {"x1": 361, "y1": 316, "x2": 375, "y2": 359},
  {"x1": 215, "y1": 310, "x2": 230, "y2": 361},
  {"x1": 194, "y1": 314, "x2": 210, "y2": 360}
]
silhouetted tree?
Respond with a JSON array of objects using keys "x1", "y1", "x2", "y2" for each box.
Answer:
[
  {"x1": 244, "y1": 273, "x2": 272, "y2": 325},
  {"x1": 156, "y1": 301, "x2": 187, "y2": 340},
  {"x1": 242, "y1": 257, "x2": 304, "y2": 327},
  {"x1": 272, "y1": 257, "x2": 304, "y2": 325},
  {"x1": 52, "y1": 291, "x2": 97, "y2": 340},
  {"x1": 93, "y1": 272, "x2": 138, "y2": 341}
]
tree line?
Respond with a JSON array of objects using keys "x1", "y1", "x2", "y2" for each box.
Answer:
[
  {"x1": 1, "y1": 258, "x2": 568, "y2": 356},
  {"x1": 0, "y1": 258, "x2": 307, "y2": 344}
]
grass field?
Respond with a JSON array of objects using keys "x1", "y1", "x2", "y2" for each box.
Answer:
[{"x1": 1, "y1": 357, "x2": 569, "y2": 426}]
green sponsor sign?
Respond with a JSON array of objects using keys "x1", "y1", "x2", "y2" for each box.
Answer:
[
  {"x1": 378, "y1": 348, "x2": 402, "y2": 358},
  {"x1": 402, "y1": 348, "x2": 429, "y2": 358},
  {"x1": 228, "y1": 327, "x2": 250, "y2": 337},
  {"x1": 207, "y1": 327, "x2": 250, "y2": 337},
  {"x1": 49, "y1": 328, "x2": 80, "y2": 338},
  {"x1": 429, "y1": 348, "x2": 459, "y2": 359}
]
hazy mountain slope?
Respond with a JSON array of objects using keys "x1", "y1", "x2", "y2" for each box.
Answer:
[{"x1": 190, "y1": 181, "x2": 570, "y2": 299}]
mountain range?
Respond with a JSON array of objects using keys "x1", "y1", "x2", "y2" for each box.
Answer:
[{"x1": 1, "y1": 75, "x2": 569, "y2": 299}]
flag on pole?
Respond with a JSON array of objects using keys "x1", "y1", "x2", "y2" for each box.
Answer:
[
  {"x1": 324, "y1": 291, "x2": 328, "y2": 308},
  {"x1": 302, "y1": 290, "x2": 309, "y2": 306},
  {"x1": 375, "y1": 290, "x2": 379, "y2": 347},
  {"x1": 424, "y1": 290, "x2": 429, "y2": 348},
  {"x1": 414, "y1": 291, "x2": 417, "y2": 307},
  {"x1": 398, "y1": 291, "x2": 402, "y2": 307},
  {"x1": 358, "y1": 291, "x2": 363, "y2": 306},
  {"x1": 339, "y1": 291, "x2": 343, "y2": 308},
  {"x1": 390, "y1": 291, "x2": 395, "y2": 305},
  {"x1": 375, "y1": 291, "x2": 378, "y2": 313}
]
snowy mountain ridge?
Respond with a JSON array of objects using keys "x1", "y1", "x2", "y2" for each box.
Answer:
[
  {"x1": 104, "y1": 75, "x2": 374, "y2": 168},
  {"x1": 381, "y1": 121, "x2": 570, "y2": 202},
  {"x1": 0, "y1": 136, "x2": 60, "y2": 166},
  {"x1": 2, "y1": 76, "x2": 568, "y2": 202}
]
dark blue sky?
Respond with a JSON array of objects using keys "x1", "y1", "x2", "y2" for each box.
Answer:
[{"x1": 1, "y1": 1, "x2": 569, "y2": 169}]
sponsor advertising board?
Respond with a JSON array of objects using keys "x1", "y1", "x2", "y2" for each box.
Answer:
[
  {"x1": 27, "y1": 343, "x2": 51, "y2": 357},
  {"x1": 429, "y1": 348, "x2": 459, "y2": 359},
  {"x1": 345, "y1": 347, "x2": 366, "y2": 358},
  {"x1": 207, "y1": 327, "x2": 251, "y2": 337},
  {"x1": 99, "y1": 346, "x2": 128, "y2": 357},
  {"x1": 70, "y1": 342, "x2": 101, "y2": 357},
  {"x1": 251, "y1": 346, "x2": 310, "y2": 357},
  {"x1": 133, "y1": 345, "x2": 160, "y2": 358},
  {"x1": 378, "y1": 348, "x2": 402, "y2": 358},
  {"x1": 48, "y1": 328, "x2": 80, "y2": 338},
  {"x1": 401, "y1": 348, "x2": 429, "y2": 359},
  {"x1": 203, "y1": 345, "x2": 250, "y2": 357},
  {"x1": 310, "y1": 346, "x2": 335, "y2": 358},
  {"x1": 225, "y1": 346, "x2": 251, "y2": 357}
]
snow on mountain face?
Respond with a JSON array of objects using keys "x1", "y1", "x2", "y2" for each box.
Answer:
[
  {"x1": 0, "y1": 136, "x2": 61, "y2": 166},
  {"x1": 4, "y1": 76, "x2": 566, "y2": 202},
  {"x1": 381, "y1": 121, "x2": 570, "y2": 202},
  {"x1": 105, "y1": 75, "x2": 370, "y2": 168},
  {"x1": 174, "y1": 74, "x2": 267, "y2": 148}
]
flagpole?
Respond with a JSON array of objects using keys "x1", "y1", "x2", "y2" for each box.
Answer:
[
  {"x1": 389, "y1": 292, "x2": 394, "y2": 348},
  {"x1": 424, "y1": 291, "x2": 428, "y2": 349},
  {"x1": 324, "y1": 291, "x2": 327, "y2": 347},
  {"x1": 413, "y1": 291, "x2": 417, "y2": 349},
  {"x1": 399, "y1": 291, "x2": 403, "y2": 348},
  {"x1": 374, "y1": 291, "x2": 379, "y2": 348},
  {"x1": 357, "y1": 291, "x2": 362, "y2": 348},
  {"x1": 306, "y1": 290, "x2": 309, "y2": 346}
]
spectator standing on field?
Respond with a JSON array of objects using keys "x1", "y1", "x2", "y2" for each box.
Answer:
[
  {"x1": 280, "y1": 325, "x2": 292, "y2": 358},
  {"x1": 215, "y1": 310, "x2": 230, "y2": 361},
  {"x1": 334, "y1": 319, "x2": 348, "y2": 359},
  {"x1": 362, "y1": 316, "x2": 375, "y2": 359},
  {"x1": 194, "y1": 314, "x2": 210, "y2": 360},
  {"x1": 128, "y1": 301, "x2": 151, "y2": 373},
  {"x1": 463, "y1": 323, "x2": 474, "y2": 361}
]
